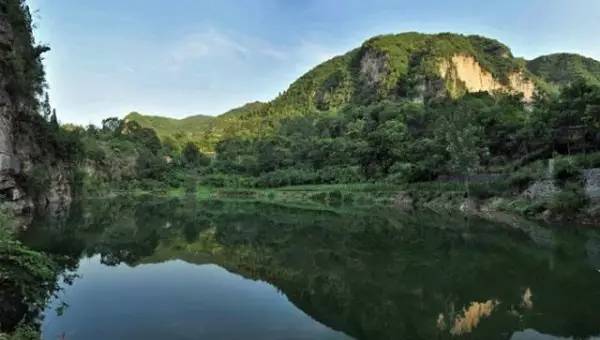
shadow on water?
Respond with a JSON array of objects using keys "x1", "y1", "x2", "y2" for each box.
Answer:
[{"x1": 17, "y1": 196, "x2": 600, "y2": 339}]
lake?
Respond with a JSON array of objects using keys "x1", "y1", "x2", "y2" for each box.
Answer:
[{"x1": 19, "y1": 197, "x2": 600, "y2": 340}]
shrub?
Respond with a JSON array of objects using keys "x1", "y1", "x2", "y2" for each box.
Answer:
[
  {"x1": 574, "y1": 152, "x2": 600, "y2": 169},
  {"x1": 386, "y1": 162, "x2": 430, "y2": 184},
  {"x1": 22, "y1": 165, "x2": 51, "y2": 198},
  {"x1": 469, "y1": 180, "x2": 510, "y2": 199},
  {"x1": 553, "y1": 159, "x2": 581, "y2": 182},
  {"x1": 329, "y1": 190, "x2": 343, "y2": 202},
  {"x1": 84, "y1": 140, "x2": 106, "y2": 162},
  {"x1": 508, "y1": 171, "x2": 534, "y2": 191},
  {"x1": 309, "y1": 192, "x2": 328, "y2": 203},
  {"x1": 183, "y1": 177, "x2": 198, "y2": 194},
  {"x1": 257, "y1": 169, "x2": 318, "y2": 188},
  {"x1": 201, "y1": 174, "x2": 257, "y2": 188},
  {"x1": 548, "y1": 184, "x2": 587, "y2": 215},
  {"x1": 0, "y1": 233, "x2": 59, "y2": 333},
  {"x1": 317, "y1": 166, "x2": 363, "y2": 184}
]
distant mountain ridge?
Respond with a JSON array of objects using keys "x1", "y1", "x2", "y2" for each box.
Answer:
[
  {"x1": 528, "y1": 53, "x2": 600, "y2": 89},
  {"x1": 124, "y1": 32, "x2": 600, "y2": 151}
]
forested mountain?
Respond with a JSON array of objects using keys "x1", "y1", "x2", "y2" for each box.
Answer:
[
  {"x1": 528, "y1": 53, "x2": 600, "y2": 90},
  {"x1": 124, "y1": 101, "x2": 268, "y2": 151},
  {"x1": 3, "y1": 3, "x2": 600, "y2": 339},
  {"x1": 127, "y1": 32, "x2": 600, "y2": 154}
]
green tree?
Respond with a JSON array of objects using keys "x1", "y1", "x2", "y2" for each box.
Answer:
[
  {"x1": 41, "y1": 92, "x2": 51, "y2": 121},
  {"x1": 181, "y1": 142, "x2": 210, "y2": 168},
  {"x1": 438, "y1": 112, "x2": 486, "y2": 197},
  {"x1": 49, "y1": 109, "x2": 58, "y2": 131},
  {"x1": 101, "y1": 117, "x2": 122, "y2": 135},
  {"x1": 136, "y1": 149, "x2": 167, "y2": 180}
]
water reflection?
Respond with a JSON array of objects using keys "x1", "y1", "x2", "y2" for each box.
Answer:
[
  {"x1": 521, "y1": 288, "x2": 533, "y2": 310},
  {"x1": 448, "y1": 300, "x2": 499, "y2": 336},
  {"x1": 19, "y1": 196, "x2": 600, "y2": 339}
]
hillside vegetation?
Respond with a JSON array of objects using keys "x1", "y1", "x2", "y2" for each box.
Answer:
[
  {"x1": 4, "y1": 29, "x2": 597, "y2": 220},
  {"x1": 528, "y1": 53, "x2": 600, "y2": 90},
  {"x1": 127, "y1": 33, "x2": 600, "y2": 155},
  {"x1": 93, "y1": 32, "x2": 600, "y2": 222}
]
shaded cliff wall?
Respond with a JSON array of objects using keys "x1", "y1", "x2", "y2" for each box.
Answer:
[{"x1": 0, "y1": 2, "x2": 72, "y2": 223}]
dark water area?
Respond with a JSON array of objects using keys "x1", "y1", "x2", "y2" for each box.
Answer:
[{"x1": 18, "y1": 197, "x2": 600, "y2": 339}]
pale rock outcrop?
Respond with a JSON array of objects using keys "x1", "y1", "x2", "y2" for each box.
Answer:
[
  {"x1": 439, "y1": 55, "x2": 535, "y2": 101},
  {"x1": 359, "y1": 49, "x2": 389, "y2": 88},
  {"x1": 583, "y1": 169, "x2": 600, "y2": 202},
  {"x1": 522, "y1": 180, "x2": 559, "y2": 200}
]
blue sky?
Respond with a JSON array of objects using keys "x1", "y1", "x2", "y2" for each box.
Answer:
[{"x1": 27, "y1": 0, "x2": 600, "y2": 125}]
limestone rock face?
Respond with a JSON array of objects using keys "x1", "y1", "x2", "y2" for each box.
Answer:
[
  {"x1": 583, "y1": 168, "x2": 600, "y2": 202},
  {"x1": 522, "y1": 180, "x2": 559, "y2": 200},
  {"x1": 0, "y1": 11, "x2": 72, "y2": 222},
  {"x1": 359, "y1": 49, "x2": 389, "y2": 88},
  {"x1": 439, "y1": 55, "x2": 535, "y2": 101}
]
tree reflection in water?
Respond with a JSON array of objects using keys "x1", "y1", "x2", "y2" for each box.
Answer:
[{"x1": 20, "y1": 197, "x2": 600, "y2": 339}]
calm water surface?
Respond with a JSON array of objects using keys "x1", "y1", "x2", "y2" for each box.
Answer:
[{"x1": 20, "y1": 197, "x2": 600, "y2": 340}]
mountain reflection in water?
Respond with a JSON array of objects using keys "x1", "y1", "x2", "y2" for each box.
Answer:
[{"x1": 19, "y1": 197, "x2": 600, "y2": 340}]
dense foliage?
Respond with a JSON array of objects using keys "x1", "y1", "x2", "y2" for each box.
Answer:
[
  {"x1": 0, "y1": 214, "x2": 59, "y2": 337},
  {"x1": 209, "y1": 81, "x2": 600, "y2": 187},
  {"x1": 113, "y1": 33, "x2": 600, "y2": 203},
  {"x1": 528, "y1": 53, "x2": 600, "y2": 90}
]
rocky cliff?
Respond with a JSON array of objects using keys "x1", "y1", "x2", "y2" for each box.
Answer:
[
  {"x1": 0, "y1": 2, "x2": 72, "y2": 223},
  {"x1": 439, "y1": 55, "x2": 535, "y2": 101}
]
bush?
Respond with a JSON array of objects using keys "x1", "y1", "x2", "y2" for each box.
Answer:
[
  {"x1": 553, "y1": 159, "x2": 581, "y2": 182},
  {"x1": 83, "y1": 139, "x2": 106, "y2": 162},
  {"x1": 329, "y1": 190, "x2": 343, "y2": 202},
  {"x1": 22, "y1": 165, "x2": 51, "y2": 198},
  {"x1": 469, "y1": 180, "x2": 510, "y2": 199},
  {"x1": 255, "y1": 167, "x2": 362, "y2": 188},
  {"x1": 508, "y1": 171, "x2": 534, "y2": 191},
  {"x1": 183, "y1": 177, "x2": 198, "y2": 194},
  {"x1": 317, "y1": 166, "x2": 363, "y2": 184},
  {"x1": 4, "y1": 324, "x2": 40, "y2": 340},
  {"x1": 386, "y1": 162, "x2": 430, "y2": 184},
  {"x1": 309, "y1": 192, "x2": 328, "y2": 203},
  {"x1": 135, "y1": 149, "x2": 168, "y2": 180},
  {"x1": 137, "y1": 178, "x2": 168, "y2": 192},
  {"x1": 0, "y1": 233, "x2": 59, "y2": 333},
  {"x1": 200, "y1": 174, "x2": 257, "y2": 188},
  {"x1": 548, "y1": 184, "x2": 588, "y2": 214},
  {"x1": 257, "y1": 169, "x2": 318, "y2": 187},
  {"x1": 70, "y1": 168, "x2": 87, "y2": 196},
  {"x1": 574, "y1": 152, "x2": 600, "y2": 169}
]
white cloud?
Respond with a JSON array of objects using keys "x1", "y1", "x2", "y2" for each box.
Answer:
[
  {"x1": 168, "y1": 28, "x2": 288, "y2": 72},
  {"x1": 170, "y1": 29, "x2": 247, "y2": 63}
]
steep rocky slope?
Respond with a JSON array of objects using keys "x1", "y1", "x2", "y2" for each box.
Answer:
[
  {"x1": 129, "y1": 33, "x2": 551, "y2": 150},
  {"x1": 0, "y1": 1, "x2": 72, "y2": 221}
]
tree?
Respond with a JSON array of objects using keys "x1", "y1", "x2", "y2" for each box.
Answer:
[
  {"x1": 438, "y1": 112, "x2": 486, "y2": 197},
  {"x1": 127, "y1": 126, "x2": 162, "y2": 154},
  {"x1": 361, "y1": 119, "x2": 409, "y2": 177},
  {"x1": 101, "y1": 117, "x2": 122, "y2": 134},
  {"x1": 181, "y1": 142, "x2": 211, "y2": 168},
  {"x1": 41, "y1": 92, "x2": 51, "y2": 121},
  {"x1": 49, "y1": 109, "x2": 59, "y2": 130},
  {"x1": 136, "y1": 149, "x2": 167, "y2": 180}
]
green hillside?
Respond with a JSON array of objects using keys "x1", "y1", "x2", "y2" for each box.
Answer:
[
  {"x1": 76, "y1": 31, "x2": 600, "y2": 221},
  {"x1": 125, "y1": 101, "x2": 269, "y2": 151},
  {"x1": 124, "y1": 33, "x2": 600, "y2": 155},
  {"x1": 125, "y1": 112, "x2": 213, "y2": 137},
  {"x1": 528, "y1": 53, "x2": 600, "y2": 90},
  {"x1": 260, "y1": 32, "x2": 534, "y2": 116}
]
